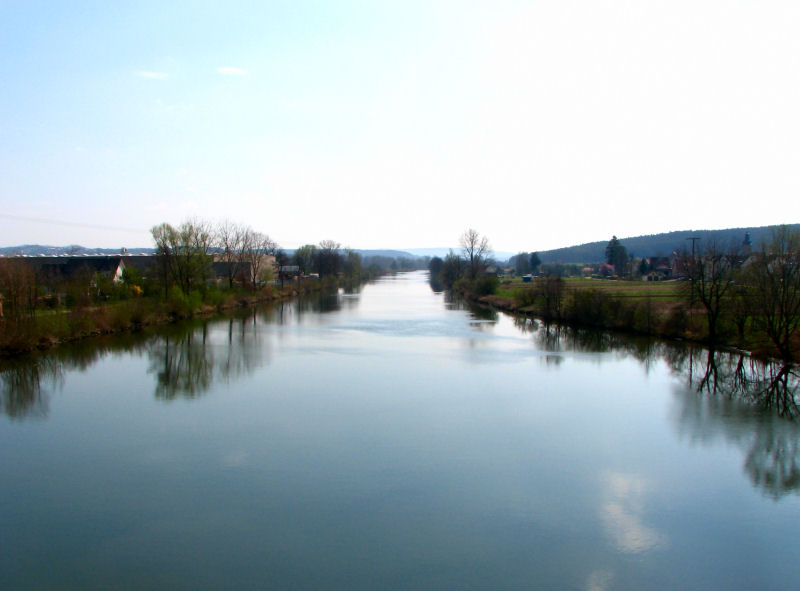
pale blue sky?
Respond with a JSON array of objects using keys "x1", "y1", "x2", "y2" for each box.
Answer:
[{"x1": 1, "y1": 1, "x2": 798, "y2": 251}]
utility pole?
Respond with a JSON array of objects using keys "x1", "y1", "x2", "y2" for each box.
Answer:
[
  {"x1": 686, "y1": 236, "x2": 700, "y2": 322},
  {"x1": 687, "y1": 236, "x2": 700, "y2": 260}
]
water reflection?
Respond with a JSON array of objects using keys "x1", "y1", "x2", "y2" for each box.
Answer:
[
  {"x1": 0, "y1": 357, "x2": 62, "y2": 420},
  {"x1": 0, "y1": 291, "x2": 351, "y2": 417},
  {"x1": 2, "y1": 287, "x2": 799, "y2": 504},
  {"x1": 515, "y1": 318, "x2": 650, "y2": 357},
  {"x1": 0, "y1": 290, "x2": 355, "y2": 416},
  {"x1": 148, "y1": 325, "x2": 215, "y2": 400},
  {"x1": 0, "y1": 332, "x2": 154, "y2": 420},
  {"x1": 0, "y1": 315, "x2": 265, "y2": 412},
  {"x1": 148, "y1": 311, "x2": 272, "y2": 400},
  {"x1": 687, "y1": 349, "x2": 799, "y2": 419},
  {"x1": 672, "y1": 348, "x2": 800, "y2": 499},
  {"x1": 506, "y1": 321, "x2": 800, "y2": 498},
  {"x1": 601, "y1": 471, "x2": 666, "y2": 554},
  {"x1": 514, "y1": 319, "x2": 662, "y2": 368},
  {"x1": 259, "y1": 288, "x2": 352, "y2": 326},
  {"x1": 428, "y1": 277, "x2": 445, "y2": 293},
  {"x1": 3, "y1": 274, "x2": 800, "y2": 590},
  {"x1": 446, "y1": 293, "x2": 499, "y2": 326}
]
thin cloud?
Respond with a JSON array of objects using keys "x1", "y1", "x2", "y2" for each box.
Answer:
[
  {"x1": 216, "y1": 66, "x2": 247, "y2": 76},
  {"x1": 136, "y1": 71, "x2": 169, "y2": 80}
]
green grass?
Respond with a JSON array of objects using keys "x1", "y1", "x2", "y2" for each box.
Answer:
[{"x1": 496, "y1": 276, "x2": 682, "y2": 301}]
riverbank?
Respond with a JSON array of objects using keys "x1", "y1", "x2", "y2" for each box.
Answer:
[
  {"x1": 0, "y1": 279, "x2": 334, "y2": 357},
  {"x1": 457, "y1": 282, "x2": 797, "y2": 362}
]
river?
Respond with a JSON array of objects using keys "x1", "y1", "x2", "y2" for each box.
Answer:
[{"x1": 1, "y1": 271, "x2": 799, "y2": 590}]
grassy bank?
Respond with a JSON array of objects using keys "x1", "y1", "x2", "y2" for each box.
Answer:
[{"x1": 0, "y1": 278, "x2": 333, "y2": 357}]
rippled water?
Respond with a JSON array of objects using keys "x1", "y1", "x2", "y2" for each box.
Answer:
[{"x1": 1, "y1": 271, "x2": 799, "y2": 590}]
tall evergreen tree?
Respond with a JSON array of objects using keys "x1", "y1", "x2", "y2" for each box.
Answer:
[{"x1": 605, "y1": 236, "x2": 628, "y2": 276}]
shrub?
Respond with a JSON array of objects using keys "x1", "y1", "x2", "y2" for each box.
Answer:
[
  {"x1": 567, "y1": 288, "x2": 607, "y2": 328},
  {"x1": 472, "y1": 275, "x2": 499, "y2": 296},
  {"x1": 661, "y1": 304, "x2": 688, "y2": 338},
  {"x1": 204, "y1": 288, "x2": 227, "y2": 309},
  {"x1": 167, "y1": 286, "x2": 202, "y2": 317}
]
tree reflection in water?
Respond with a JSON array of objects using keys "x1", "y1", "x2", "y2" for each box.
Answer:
[
  {"x1": 0, "y1": 292, "x2": 351, "y2": 417},
  {"x1": 147, "y1": 311, "x2": 271, "y2": 401},
  {"x1": 0, "y1": 332, "x2": 152, "y2": 420},
  {"x1": 673, "y1": 347, "x2": 799, "y2": 499},
  {"x1": 428, "y1": 277, "x2": 445, "y2": 293},
  {"x1": 147, "y1": 291, "x2": 349, "y2": 401},
  {"x1": 0, "y1": 356, "x2": 62, "y2": 420},
  {"x1": 518, "y1": 319, "x2": 661, "y2": 368},
  {"x1": 441, "y1": 293, "x2": 498, "y2": 324},
  {"x1": 0, "y1": 309, "x2": 279, "y2": 415},
  {"x1": 148, "y1": 324, "x2": 215, "y2": 400},
  {"x1": 512, "y1": 320, "x2": 800, "y2": 498},
  {"x1": 257, "y1": 287, "x2": 350, "y2": 328},
  {"x1": 686, "y1": 348, "x2": 799, "y2": 419},
  {"x1": 3, "y1": 299, "x2": 799, "y2": 501}
]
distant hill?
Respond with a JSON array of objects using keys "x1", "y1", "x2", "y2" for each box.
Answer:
[
  {"x1": 279, "y1": 248, "x2": 418, "y2": 259},
  {"x1": 356, "y1": 249, "x2": 416, "y2": 259},
  {"x1": 534, "y1": 224, "x2": 800, "y2": 264},
  {"x1": 399, "y1": 247, "x2": 455, "y2": 258},
  {"x1": 402, "y1": 247, "x2": 515, "y2": 260}
]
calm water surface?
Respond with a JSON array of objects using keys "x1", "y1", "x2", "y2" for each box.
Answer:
[{"x1": 1, "y1": 271, "x2": 799, "y2": 590}]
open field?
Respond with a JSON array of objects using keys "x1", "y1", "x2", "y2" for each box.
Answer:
[{"x1": 496, "y1": 276, "x2": 682, "y2": 302}]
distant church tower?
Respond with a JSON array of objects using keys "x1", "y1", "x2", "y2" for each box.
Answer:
[{"x1": 742, "y1": 232, "x2": 752, "y2": 257}]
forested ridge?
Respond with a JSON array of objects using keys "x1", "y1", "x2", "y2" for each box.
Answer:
[{"x1": 537, "y1": 224, "x2": 800, "y2": 264}]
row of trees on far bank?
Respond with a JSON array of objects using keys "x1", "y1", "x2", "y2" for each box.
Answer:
[
  {"x1": 150, "y1": 220, "x2": 394, "y2": 299},
  {"x1": 291, "y1": 240, "x2": 357, "y2": 278}
]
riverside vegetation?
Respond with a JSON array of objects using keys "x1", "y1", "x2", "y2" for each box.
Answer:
[
  {"x1": 433, "y1": 226, "x2": 800, "y2": 362},
  {"x1": 0, "y1": 219, "x2": 420, "y2": 356},
  {"x1": 4, "y1": 222, "x2": 798, "y2": 361}
]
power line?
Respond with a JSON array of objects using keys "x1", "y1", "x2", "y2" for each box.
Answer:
[{"x1": 0, "y1": 213, "x2": 149, "y2": 235}]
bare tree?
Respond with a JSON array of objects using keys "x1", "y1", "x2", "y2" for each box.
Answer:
[
  {"x1": 460, "y1": 228, "x2": 491, "y2": 278},
  {"x1": 745, "y1": 226, "x2": 800, "y2": 361},
  {"x1": 216, "y1": 220, "x2": 249, "y2": 289},
  {"x1": 684, "y1": 239, "x2": 738, "y2": 343},
  {"x1": 243, "y1": 231, "x2": 278, "y2": 288},
  {"x1": 536, "y1": 274, "x2": 565, "y2": 321}
]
